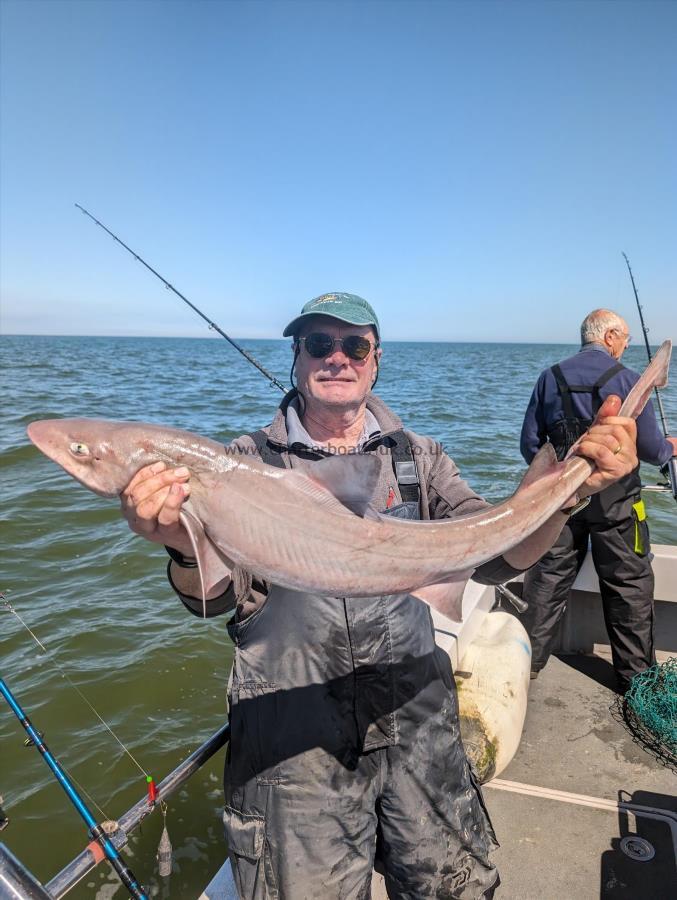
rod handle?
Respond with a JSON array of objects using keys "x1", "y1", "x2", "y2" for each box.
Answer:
[{"x1": 496, "y1": 583, "x2": 529, "y2": 613}]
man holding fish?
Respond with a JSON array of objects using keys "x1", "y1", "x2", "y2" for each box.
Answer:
[
  {"x1": 29, "y1": 294, "x2": 652, "y2": 898},
  {"x1": 521, "y1": 308, "x2": 677, "y2": 693},
  {"x1": 112, "y1": 293, "x2": 641, "y2": 900}
]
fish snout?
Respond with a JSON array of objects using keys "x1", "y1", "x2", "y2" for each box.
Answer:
[
  {"x1": 27, "y1": 419, "x2": 61, "y2": 455},
  {"x1": 27, "y1": 419, "x2": 47, "y2": 445}
]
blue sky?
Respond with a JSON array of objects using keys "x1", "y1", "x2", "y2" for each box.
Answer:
[{"x1": 1, "y1": 0, "x2": 675, "y2": 342}]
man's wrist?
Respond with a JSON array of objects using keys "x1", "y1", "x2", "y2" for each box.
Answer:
[
  {"x1": 165, "y1": 545, "x2": 198, "y2": 568},
  {"x1": 560, "y1": 495, "x2": 591, "y2": 516}
]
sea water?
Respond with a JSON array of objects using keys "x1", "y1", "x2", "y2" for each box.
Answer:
[{"x1": 1, "y1": 335, "x2": 675, "y2": 897}]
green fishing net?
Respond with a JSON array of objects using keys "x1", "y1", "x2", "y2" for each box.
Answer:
[{"x1": 623, "y1": 657, "x2": 677, "y2": 766}]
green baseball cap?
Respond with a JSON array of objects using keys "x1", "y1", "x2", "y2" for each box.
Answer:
[{"x1": 282, "y1": 292, "x2": 380, "y2": 340}]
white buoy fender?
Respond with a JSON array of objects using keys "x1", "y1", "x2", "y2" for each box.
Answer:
[{"x1": 454, "y1": 610, "x2": 531, "y2": 783}]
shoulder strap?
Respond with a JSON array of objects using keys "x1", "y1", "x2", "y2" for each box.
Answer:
[
  {"x1": 592, "y1": 362, "x2": 624, "y2": 390},
  {"x1": 251, "y1": 427, "x2": 422, "y2": 505},
  {"x1": 249, "y1": 429, "x2": 286, "y2": 469},
  {"x1": 551, "y1": 361, "x2": 625, "y2": 416},
  {"x1": 550, "y1": 364, "x2": 575, "y2": 419},
  {"x1": 591, "y1": 362, "x2": 624, "y2": 414},
  {"x1": 388, "y1": 429, "x2": 420, "y2": 505}
]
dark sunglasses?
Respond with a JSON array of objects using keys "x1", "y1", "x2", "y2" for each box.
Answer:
[{"x1": 297, "y1": 332, "x2": 377, "y2": 360}]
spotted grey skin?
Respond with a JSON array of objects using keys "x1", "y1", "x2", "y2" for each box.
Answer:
[{"x1": 26, "y1": 341, "x2": 671, "y2": 621}]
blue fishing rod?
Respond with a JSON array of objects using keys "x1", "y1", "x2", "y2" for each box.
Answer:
[
  {"x1": 0, "y1": 677, "x2": 148, "y2": 900},
  {"x1": 622, "y1": 252, "x2": 677, "y2": 501}
]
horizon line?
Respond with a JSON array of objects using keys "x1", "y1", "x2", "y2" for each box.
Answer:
[{"x1": 0, "y1": 332, "x2": 645, "y2": 347}]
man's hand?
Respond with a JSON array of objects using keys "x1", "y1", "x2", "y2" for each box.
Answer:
[
  {"x1": 120, "y1": 461, "x2": 193, "y2": 555},
  {"x1": 571, "y1": 395, "x2": 638, "y2": 498}
]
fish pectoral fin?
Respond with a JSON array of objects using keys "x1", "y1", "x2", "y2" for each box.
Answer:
[
  {"x1": 411, "y1": 572, "x2": 474, "y2": 623},
  {"x1": 304, "y1": 454, "x2": 382, "y2": 517},
  {"x1": 179, "y1": 509, "x2": 235, "y2": 618}
]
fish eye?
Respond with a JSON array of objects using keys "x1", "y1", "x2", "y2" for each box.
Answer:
[{"x1": 69, "y1": 442, "x2": 90, "y2": 457}]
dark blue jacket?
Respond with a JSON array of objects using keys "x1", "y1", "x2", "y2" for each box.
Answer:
[{"x1": 520, "y1": 345, "x2": 672, "y2": 466}]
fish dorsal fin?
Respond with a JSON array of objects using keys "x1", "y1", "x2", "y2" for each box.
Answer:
[
  {"x1": 304, "y1": 453, "x2": 382, "y2": 517},
  {"x1": 518, "y1": 442, "x2": 559, "y2": 490}
]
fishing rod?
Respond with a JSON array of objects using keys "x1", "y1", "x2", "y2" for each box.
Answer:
[
  {"x1": 0, "y1": 677, "x2": 148, "y2": 900},
  {"x1": 75, "y1": 204, "x2": 288, "y2": 393},
  {"x1": 622, "y1": 252, "x2": 677, "y2": 501}
]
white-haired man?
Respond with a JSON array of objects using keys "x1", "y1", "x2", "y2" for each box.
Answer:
[{"x1": 520, "y1": 308, "x2": 677, "y2": 693}]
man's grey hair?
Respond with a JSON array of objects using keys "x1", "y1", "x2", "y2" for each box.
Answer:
[{"x1": 580, "y1": 309, "x2": 625, "y2": 345}]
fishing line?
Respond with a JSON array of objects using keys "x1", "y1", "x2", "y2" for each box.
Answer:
[
  {"x1": 3, "y1": 591, "x2": 174, "y2": 891},
  {"x1": 0, "y1": 674, "x2": 148, "y2": 899},
  {"x1": 1, "y1": 592, "x2": 149, "y2": 779},
  {"x1": 54, "y1": 756, "x2": 110, "y2": 822}
]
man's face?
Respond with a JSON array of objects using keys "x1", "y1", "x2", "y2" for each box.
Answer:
[{"x1": 293, "y1": 315, "x2": 381, "y2": 410}]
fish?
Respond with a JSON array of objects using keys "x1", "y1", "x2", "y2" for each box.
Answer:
[{"x1": 26, "y1": 341, "x2": 671, "y2": 622}]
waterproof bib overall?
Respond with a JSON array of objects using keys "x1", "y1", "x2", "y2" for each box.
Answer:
[
  {"x1": 525, "y1": 362, "x2": 654, "y2": 690},
  {"x1": 223, "y1": 440, "x2": 499, "y2": 899}
]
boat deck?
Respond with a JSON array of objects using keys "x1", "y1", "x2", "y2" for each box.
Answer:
[
  {"x1": 202, "y1": 549, "x2": 677, "y2": 900},
  {"x1": 203, "y1": 648, "x2": 675, "y2": 900},
  {"x1": 482, "y1": 650, "x2": 675, "y2": 899}
]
